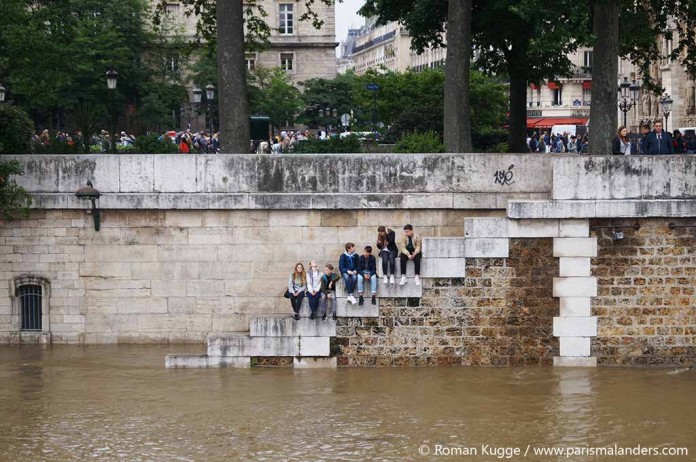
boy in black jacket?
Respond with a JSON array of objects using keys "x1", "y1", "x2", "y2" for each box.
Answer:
[{"x1": 357, "y1": 246, "x2": 377, "y2": 306}]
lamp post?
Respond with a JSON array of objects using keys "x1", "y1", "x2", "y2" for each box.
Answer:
[
  {"x1": 318, "y1": 106, "x2": 338, "y2": 137},
  {"x1": 0, "y1": 84, "x2": 6, "y2": 103},
  {"x1": 205, "y1": 83, "x2": 215, "y2": 133},
  {"x1": 661, "y1": 94, "x2": 674, "y2": 131},
  {"x1": 617, "y1": 77, "x2": 640, "y2": 128},
  {"x1": 75, "y1": 181, "x2": 101, "y2": 231},
  {"x1": 191, "y1": 86, "x2": 203, "y2": 131},
  {"x1": 105, "y1": 69, "x2": 118, "y2": 153}
]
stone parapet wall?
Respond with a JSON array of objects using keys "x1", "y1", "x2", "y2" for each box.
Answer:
[{"x1": 3, "y1": 154, "x2": 553, "y2": 210}]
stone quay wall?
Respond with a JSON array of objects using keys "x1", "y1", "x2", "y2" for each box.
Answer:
[
  {"x1": 0, "y1": 208, "x2": 499, "y2": 344},
  {"x1": 1, "y1": 154, "x2": 695, "y2": 367},
  {"x1": 336, "y1": 239, "x2": 559, "y2": 367},
  {"x1": 591, "y1": 218, "x2": 696, "y2": 366}
]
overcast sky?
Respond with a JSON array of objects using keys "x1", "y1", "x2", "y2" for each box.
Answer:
[{"x1": 335, "y1": 0, "x2": 365, "y2": 43}]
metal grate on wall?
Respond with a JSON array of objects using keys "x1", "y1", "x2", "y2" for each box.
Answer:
[{"x1": 18, "y1": 285, "x2": 42, "y2": 331}]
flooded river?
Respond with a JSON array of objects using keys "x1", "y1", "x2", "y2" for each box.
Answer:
[{"x1": 0, "y1": 345, "x2": 694, "y2": 461}]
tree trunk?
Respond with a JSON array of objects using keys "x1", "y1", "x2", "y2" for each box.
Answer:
[
  {"x1": 444, "y1": 0, "x2": 472, "y2": 152},
  {"x1": 589, "y1": 1, "x2": 619, "y2": 155},
  {"x1": 217, "y1": 0, "x2": 250, "y2": 153},
  {"x1": 507, "y1": 69, "x2": 529, "y2": 153}
]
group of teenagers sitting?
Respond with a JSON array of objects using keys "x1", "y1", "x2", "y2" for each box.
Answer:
[{"x1": 286, "y1": 224, "x2": 423, "y2": 321}]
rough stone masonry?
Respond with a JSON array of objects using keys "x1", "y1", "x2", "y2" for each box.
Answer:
[{"x1": 1, "y1": 154, "x2": 694, "y2": 367}]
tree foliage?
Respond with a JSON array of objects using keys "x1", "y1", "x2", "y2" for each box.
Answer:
[
  {"x1": 248, "y1": 67, "x2": 303, "y2": 130},
  {"x1": 298, "y1": 68, "x2": 506, "y2": 150},
  {"x1": 0, "y1": 161, "x2": 32, "y2": 221},
  {"x1": 0, "y1": 0, "x2": 188, "y2": 133},
  {"x1": 360, "y1": 0, "x2": 588, "y2": 152},
  {"x1": 0, "y1": 105, "x2": 35, "y2": 154}
]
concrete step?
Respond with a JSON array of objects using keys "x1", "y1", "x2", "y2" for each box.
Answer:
[
  {"x1": 336, "y1": 298, "x2": 379, "y2": 317},
  {"x1": 294, "y1": 357, "x2": 337, "y2": 368},
  {"x1": 208, "y1": 333, "x2": 330, "y2": 357},
  {"x1": 336, "y1": 277, "x2": 422, "y2": 298},
  {"x1": 165, "y1": 354, "x2": 250, "y2": 368},
  {"x1": 249, "y1": 315, "x2": 336, "y2": 337}
]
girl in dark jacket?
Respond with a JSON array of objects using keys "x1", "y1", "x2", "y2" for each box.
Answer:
[{"x1": 376, "y1": 225, "x2": 398, "y2": 284}]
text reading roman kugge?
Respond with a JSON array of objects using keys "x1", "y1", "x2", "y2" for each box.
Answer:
[{"x1": 417, "y1": 443, "x2": 689, "y2": 459}]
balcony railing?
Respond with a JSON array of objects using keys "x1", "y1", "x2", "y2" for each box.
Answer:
[{"x1": 570, "y1": 66, "x2": 592, "y2": 78}]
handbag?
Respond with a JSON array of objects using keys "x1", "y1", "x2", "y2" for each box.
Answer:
[{"x1": 283, "y1": 289, "x2": 291, "y2": 299}]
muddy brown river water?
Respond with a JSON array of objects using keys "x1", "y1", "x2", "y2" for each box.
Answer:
[{"x1": 0, "y1": 345, "x2": 694, "y2": 461}]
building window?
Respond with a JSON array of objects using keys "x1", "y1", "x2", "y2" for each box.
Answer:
[
  {"x1": 280, "y1": 53, "x2": 294, "y2": 72},
  {"x1": 553, "y1": 88, "x2": 563, "y2": 106},
  {"x1": 245, "y1": 54, "x2": 256, "y2": 70},
  {"x1": 279, "y1": 4, "x2": 294, "y2": 35},
  {"x1": 582, "y1": 88, "x2": 592, "y2": 106},
  {"x1": 583, "y1": 51, "x2": 593, "y2": 69},
  {"x1": 18, "y1": 285, "x2": 42, "y2": 331}
]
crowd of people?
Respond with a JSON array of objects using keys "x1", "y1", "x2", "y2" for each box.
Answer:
[
  {"x1": 286, "y1": 224, "x2": 423, "y2": 321},
  {"x1": 175, "y1": 130, "x2": 220, "y2": 154},
  {"x1": 625, "y1": 121, "x2": 695, "y2": 155},
  {"x1": 527, "y1": 121, "x2": 696, "y2": 155},
  {"x1": 527, "y1": 132, "x2": 589, "y2": 153}
]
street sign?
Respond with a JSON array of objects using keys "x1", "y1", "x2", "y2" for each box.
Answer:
[
  {"x1": 340, "y1": 113, "x2": 350, "y2": 126},
  {"x1": 366, "y1": 83, "x2": 380, "y2": 91}
]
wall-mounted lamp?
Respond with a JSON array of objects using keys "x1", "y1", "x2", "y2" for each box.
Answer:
[
  {"x1": 591, "y1": 223, "x2": 640, "y2": 242},
  {"x1": 75, "y1": 181, "x2": 101, "y2": 231}
]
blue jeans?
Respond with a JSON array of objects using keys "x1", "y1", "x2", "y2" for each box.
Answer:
[
  {"x1": 307, "y1": 291, "x2": 322, "y2": 315},
  {"x1": 342, "y1": 272, "x2": 358, "y2": 295},
  {"x1": 357, "y1": 272, "x2": 377, "y2": 294}
]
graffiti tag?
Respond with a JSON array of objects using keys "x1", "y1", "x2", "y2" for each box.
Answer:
[{"x1": 493, "y1": 164, "x2": 515, "y2": 186}]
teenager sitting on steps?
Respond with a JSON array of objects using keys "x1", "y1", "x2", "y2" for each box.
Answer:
[{"x1": 399, "y1": 224, "x2": 422, "y2": 286}]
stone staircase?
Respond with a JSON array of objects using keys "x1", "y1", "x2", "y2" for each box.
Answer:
[{"x1": 166, "y1": 272, "x2": 424, "y2": 369}]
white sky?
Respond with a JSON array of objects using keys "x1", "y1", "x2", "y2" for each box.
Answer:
[{"x1": 335, "y1": 0, "x2": 365, "y2": 43}]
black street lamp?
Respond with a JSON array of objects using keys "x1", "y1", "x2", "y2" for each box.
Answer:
[
  {"x1": 661, "y1": 94, "x2": 674, "y2": 130},
  {"x1": 205, "y1": 83, "x2": 215, "y2": 133},
  {"x1": 76, "y1": 181, "x2": 101, "y2": 231},
  {"x1": 617, "y1": 77, "x2": 640, "y2": 128},
  {"x1": 318, "y1": 106, "x2": 338, "y2": 136},
  {"x1": 0, "y1": 84, "x2": 6, "y2": 103},
  {"x1": 105, "y1": 69, "x2": 118, "y2": 153}
]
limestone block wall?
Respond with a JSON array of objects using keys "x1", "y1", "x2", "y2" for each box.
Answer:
[
  {"x1": 0, "y1": 208, "x2": 498, "y2": 344},
  {"x1": 335, "y1": 239, "x2": 559, "y2": 366},
  {"x1": 591, "y1": 218, "x2": 696, "y2": 366}
]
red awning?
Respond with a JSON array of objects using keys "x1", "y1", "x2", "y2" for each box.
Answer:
[
  {"x1": 582, "y1": 81, "x2": 592, "y2": 89},
  {"x1": 527, "y1": 117, "x2": 589, "y2": 129},
  {"x1": 547, "y1": 82, "x2": 560, "y2": 90}
]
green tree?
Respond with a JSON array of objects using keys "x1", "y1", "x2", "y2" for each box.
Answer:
[
  {"x1": 248, "y1": 67, "x2": 303, "y2": 131},
  {"x1": 0, "y1": 105, "x2": 35, "y2": 154},
  {"x1": 0, "y1": 161, "x2": 32, "y2": 220},
  {"x1": 361, "y1": 0, "x2": 589, "y2": 152},
  {"x1": 0, "y1": 0, "x2": 188, "y2": 134},
  {"x1": 154, "y1": 0, "x2": 330, "y2": 152}
]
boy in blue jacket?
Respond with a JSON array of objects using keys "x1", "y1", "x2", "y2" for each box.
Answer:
[
  {"x1": 339, "y1": 242, "x2": 359, "y2": 304},
  {"x1": 357, "y1": 245, "x2": 377, "y2": 306}
]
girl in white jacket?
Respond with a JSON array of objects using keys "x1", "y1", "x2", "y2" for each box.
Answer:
[{"x1": 306, "y1": 260, "x2": 323, "y2": 320}]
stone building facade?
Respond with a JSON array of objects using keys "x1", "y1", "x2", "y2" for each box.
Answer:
[
  {"x1": 160, "y1": 0, "x2": 337, "y2": 83},
  {"x1": 341, "y1": 18, "x2": 446, "y2": 75},
  {"x1": 1, "y1": 154, "x2": 695, "y2": 368}
]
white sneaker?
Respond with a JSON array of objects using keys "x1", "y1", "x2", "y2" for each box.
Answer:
[
  {"x1": 383, "y1": 275, "x2": 388, "y2": 285},
  {"x1": 414, "y1": 275, "x2": 421, "y2": 286},
  {"x1": 399, "y1": 275, "x2": 407, "y2": 286},
  {"x1": 347, "y1": 295, "x2": 356, "y2": 304},
  {"x1": 389, "y1": 275, "x2": 395, "y2": 284}
]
